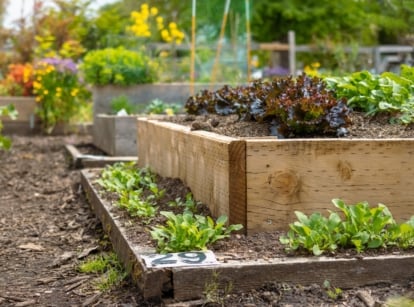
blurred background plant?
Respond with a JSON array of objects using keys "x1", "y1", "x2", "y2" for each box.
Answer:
[
  {"x1": 33, "y1": 57, "x2": 91, "y2": 133},
  {"x1": 80, "y1": 47, "x2": 158, "y2": 86},
  {"x1": 0, "y1": 0, "x2": 412, "y2": 127},
  {"x1": 0, "y1": 63, "x2": 34, "y2": 96}
]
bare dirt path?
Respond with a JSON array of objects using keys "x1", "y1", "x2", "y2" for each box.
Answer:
[
  {"x1": 0, "y1": 135, "x2": 152, "y2": 306},
  {"x1": 1, "y1": 133, "x2": 414, "y2": 307}
]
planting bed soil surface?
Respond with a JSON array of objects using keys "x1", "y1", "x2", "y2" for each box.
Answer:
[
  {"x1": 165, "y1": 111, "x2": 414, "y2": 139},
  {"x1": 1, "y1": 122, "x2": 414, "y2": 306}
]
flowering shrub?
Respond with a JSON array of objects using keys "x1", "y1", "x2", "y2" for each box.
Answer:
[
  {"x1": 80, "y1": 48, "x2": 158, "y2": 86},
  {"x1": 127, "y1": 3, "x2": 185, "y2": 44},
  {"x1": 0, "y1": 63, "x2": 34, "y2": 96},
  {"x1": 33, "y1": 57, "x2": 91, "y2": 133}
]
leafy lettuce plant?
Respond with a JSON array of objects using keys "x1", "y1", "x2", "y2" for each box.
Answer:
[
  {"x1": 279, "y1": 211, "x2": 342, "y2": 256},
  {"x1": 333, "y1": 199, "x2": 395, "y2": 252},
  {"x1": 280, "y1": 199, "x2": 414, "y2": 256},
  {"x1": 185, "y1": 74, "x2": 351, "y2": 137},
  {"x1": 116, "y1": 190, "x2": 157, "y2": 221},
  {"x1": 96, "y1": 162, "x2": 159, "y2": 195},
  {"x1": 324, "y1": 65, "x2": 414, "y2": 124},
  {"x1": 150, "y1": 212, "x2": 243, "y2": 253}
]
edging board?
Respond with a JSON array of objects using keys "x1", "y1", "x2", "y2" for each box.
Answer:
[{"x1": 81, "y1": 169, "x2": 414, "y2": 302}]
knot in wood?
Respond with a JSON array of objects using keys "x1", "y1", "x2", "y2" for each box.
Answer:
[
  {"x1": 267, "y1": 170, "x2": 301, "y2": 200},
  {"x1": 337, "y1": 160, "x2": 353, "y2": 181}
]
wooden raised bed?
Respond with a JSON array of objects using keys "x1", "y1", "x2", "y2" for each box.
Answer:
[
  {"x1": 93, "y1": 114, "x2": 138, "y2": 156},
  {"x1": 137, "y1": 118, "x2": 414, "y2": 234},
  {"x1": 0, "y1": 96, "x2": 39, "y2": 133},
  {"x1": 81, "y1": 168, "x2": 414, "y2": 302}
]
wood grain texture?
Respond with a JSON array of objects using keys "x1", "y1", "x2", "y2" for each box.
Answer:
[
  {"x1": 246, "y1": 138, "x2": 414, "y2": 233},
  {"x1": 173, "y1": 254, "x2": 414, "y2": 301},
  {"x1": 81, "y1": 170, "x2": 169, "y2": 299},
  {"x1": 81, "y1": 167, "x2": 414, "y2": 302},
  {"x1": 137, "y1": 118, "x2": 246, "y2": 225}
]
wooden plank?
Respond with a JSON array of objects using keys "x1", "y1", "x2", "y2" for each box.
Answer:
[
  {"x1": 246, "y1": 138, "x2": 414, "y2": 233},
  {"x1": 80, "y1": 170, "x2": 170, "y2": 299},
  {"x1": 137, "y1": 118, "x2": 246, "y2": 225},
  {"x1": 0, "y1": 97, "x2": 37, "y2": 122},
  {"x1": 93, "y1": 115, "x2": 138, "y2": 156},
  {"x1": 64, "y1": 145, "x2": 137, "y2": 169},
  {"x1": 173, "y1": 254, "x2": 414, "y2": 301}
]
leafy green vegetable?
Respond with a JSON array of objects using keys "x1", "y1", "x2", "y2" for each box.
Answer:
[
  {"x1": 325, "y1": 65, "x2": 414, "y2": 124},
  {"x1": 150, "y1": 212, "x2": 243, "y2": 253},
  {"x1": 280, "y1": 199, "x2": 414, "y2": 255}
]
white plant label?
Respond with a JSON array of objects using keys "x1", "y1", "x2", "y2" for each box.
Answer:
[{"x1": 141, "y1": 250, "x2": 218, "y2": 268}]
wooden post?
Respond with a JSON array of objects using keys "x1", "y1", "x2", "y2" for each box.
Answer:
[
  {"x1": 245, "y1": 0, "x2": 251, "y2": 82},
  {"x1": 210, "y1": 0, "x2": 231, "y2": 87},
  {"x1": 288, "y1": 30, "x2": 296, "y2": 76},
  {"x1": 190, "y1": 0, "x2": 196, "y2": 96}
]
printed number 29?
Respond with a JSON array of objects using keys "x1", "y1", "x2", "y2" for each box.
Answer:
[{"x1": 178, "y1": 252, "x2": 206, "y2": 264}]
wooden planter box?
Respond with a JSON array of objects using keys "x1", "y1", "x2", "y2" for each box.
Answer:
[
  {"x1": 93, "y1": 114, "x2": 138, "y2": 156},
  {"x1": 0, "y1": 96, "x2": 39, "y2": 133},
  {"x1": 81, "y1": 168, "x2": 414, "y2": 302},
  {"x1": 137, "y1": 118, "x2": 414, "y2": 234}
]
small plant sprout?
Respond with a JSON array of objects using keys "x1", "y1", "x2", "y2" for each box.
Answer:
[
  {"x1": 150, "y1": 212, "x2": 243, "y2": 253},
  {"x1": 323, "y1": 280, "x2": 343, "y2": 300},
  {"x1": 78, "y1": 252, "x2": 127, "y2": 291},
  {"x1": 168, "y1": 192, "x2": 200, "y2": 213},
  {"x1": 203, "y1": 271, "x2": 233, "y2": 306}
]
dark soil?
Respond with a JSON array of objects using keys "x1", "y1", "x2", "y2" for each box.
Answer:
[{"x1": 1, "y1": 114, "x2": 414, "y2": 306}]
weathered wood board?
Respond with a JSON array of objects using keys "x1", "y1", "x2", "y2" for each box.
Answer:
[
  {"x1": 93, "y1": 115, "x2": 138, "y2": 156},
  {"x1": 137, "y1": 118, "x2": 246, "y2": 226},
  {"x1": 0, "y1": 97, "x2": 39, "y2": 133},
  {"x1": 246, "y1": 139, "x2": 414, "y2": 232},
  {"x1": 65, "y1": 144, "x2": 137, "y2": 169},
  {"x1": 81, "y1": 168, "x2": 414, "y2": 302},
  {"x1": 137, "y1": 119, "x2": 414, "y2": 234},
  {"x1": 81, "y1": 170, "x2": 170, "y2": 299}
]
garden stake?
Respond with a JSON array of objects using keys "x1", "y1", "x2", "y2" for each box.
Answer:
[
  {"x1": 190, "y1": 0, "x2": 197, "y2": 96},
  {"x1": 210, "y1": 0, "x2": 231, "y2": 89},
  {"x1": 245, "y1": 0, "x2": 251, "y2": 82}
]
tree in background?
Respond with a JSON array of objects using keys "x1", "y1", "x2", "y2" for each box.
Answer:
[{"x1": 250, "y1": 0, "x2": 414, "y2": 74}]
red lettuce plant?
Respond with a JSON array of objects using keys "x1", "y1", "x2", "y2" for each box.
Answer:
[{"x1": 185, "y1": 74, "x2": 351, "y2": 138}]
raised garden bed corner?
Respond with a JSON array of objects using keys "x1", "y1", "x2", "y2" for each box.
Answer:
[{"x1": 137, "y1": 117, "x2": 414, "y2": 234}]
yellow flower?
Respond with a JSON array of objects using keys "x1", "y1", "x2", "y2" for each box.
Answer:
[
  {"x1": 71, "y1": 88, "x2": 79, "y2": 97},
  {"x1": 43, "y1": 90, "x2": 49, "y2": 95},
  {"x1": 165, "y1": 108, "x2": 174, "y2": 116},
  {"x1": 35, "y1": 96, "x2": 41, "y2": 102},
  {"x1": 33, "y1": 81, "x2": 41, "y2": 89},
  {"x1": 150, "y1": 7, "x2": 158, "y2": 16},
  {"x1": 169, "y1": 22, "x2": 177, "y2": 29}
]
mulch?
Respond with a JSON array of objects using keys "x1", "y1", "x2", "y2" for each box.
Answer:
[{"x1": 1, "y1": 131, "x2": 414, "y2": 306}]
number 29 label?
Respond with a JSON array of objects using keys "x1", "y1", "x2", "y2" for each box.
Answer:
[{"x1": 141, "y1": 250, "x2": 218, "y2": 268}]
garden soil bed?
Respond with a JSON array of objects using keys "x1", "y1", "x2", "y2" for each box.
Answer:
[{"x1": 1, "y1": 127, "x2": 414, "y2": 305}]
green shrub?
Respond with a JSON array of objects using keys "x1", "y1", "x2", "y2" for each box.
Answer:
[
  {"x1": 80, "y1": 48, "x2": 158, "y2": 86},
  {"x1": 110, "y1": 95, "x2": 137, "y2": 114}
]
